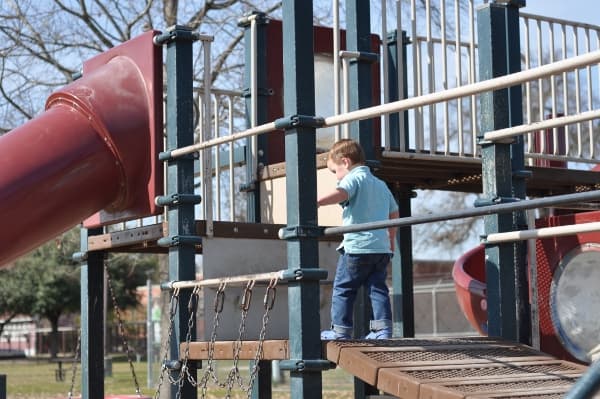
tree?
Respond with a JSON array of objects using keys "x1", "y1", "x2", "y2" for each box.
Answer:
[
  {"x1": 0, "y1": 227, "x2": 159, "y2": 358},
  {"x1": 0, "y1": 0, "x2": 284, "y2": 133}
]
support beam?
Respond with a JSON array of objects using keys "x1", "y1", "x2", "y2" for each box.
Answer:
[{"x1": 281, "y1": 1, "x2": 324, "y2": 399}]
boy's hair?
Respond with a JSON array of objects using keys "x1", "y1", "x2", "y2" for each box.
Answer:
[{"x1": 328, "y1": 139, "x2": 366, "y2": 165}]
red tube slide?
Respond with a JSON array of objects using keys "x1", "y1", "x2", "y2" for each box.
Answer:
[
  {"x1": 0, "y1": 31, "x2": 163, "y2": 267},
  {"x1": 452, "y1": 244, "x2": 488, "y2": 335}
]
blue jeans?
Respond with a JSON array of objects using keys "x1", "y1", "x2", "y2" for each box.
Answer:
[{"x1": 330, "y1": 252, "x2": 392, "y2": 336}]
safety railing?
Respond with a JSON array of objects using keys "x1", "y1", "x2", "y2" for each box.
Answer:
[{"x1": 376, "y1": 1, "x2": 600, "y2": 165}]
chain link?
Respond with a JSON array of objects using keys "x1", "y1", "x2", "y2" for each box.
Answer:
[
  {"x1": 67, "y1": 332, "x2": 81, "y2": 399},
  {"x1": 104, "y1": 262, "x2": 143, "y2": 396},
  {"x1": 153, "y1": 287, "x2": 180, "y2": 399},
  {"x1": 245, "y1": 278, "x2": 278, "y2": 399},
  {"x1": 199, "y1": 283, "x2": 227, "y2": 398}
]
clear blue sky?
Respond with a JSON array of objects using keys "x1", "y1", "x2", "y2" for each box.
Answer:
[{"x1": 522, "y1": 1, "x2": 599, "y2": 27}]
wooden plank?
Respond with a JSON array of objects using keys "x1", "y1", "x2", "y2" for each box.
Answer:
[
  {"x1": 181, "y1": 340, "x2": 290, "y2": 360},
  {"x1": 88, "y1": 223, "x2": 164, "y2": 250},
  {"x1": 377, "y1": 360, "x2": 584, "y2": 399}
]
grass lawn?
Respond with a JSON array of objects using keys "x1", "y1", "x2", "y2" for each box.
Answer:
[{"x1": 0, "y1": 358, "x2": 355, "y2": 398}]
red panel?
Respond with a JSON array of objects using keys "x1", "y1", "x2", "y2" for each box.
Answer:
[
  {"x1": 0, "y1": 31, "x2": 162, "y2": 267},
  {"x1": 535, "y1": 210, "x2": 600, "y2": 363},
  {"x1": 533, "y1": 113, "x2": 567, "y2": 168},
  {"x1": 264, "y1": 20, "x2": 381, "y2": 164}
]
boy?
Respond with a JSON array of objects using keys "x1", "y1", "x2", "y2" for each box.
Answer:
[{"x1": 318, "y1": 139, "x2": 399, "y2": 339}]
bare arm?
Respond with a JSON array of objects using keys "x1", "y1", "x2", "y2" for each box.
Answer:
[
  {"x1": 317, "y1": 188, "x2": 348, "y2": 207},
  {"x1": 388, "y1": 210, "x2": 399, "y2": 253}
]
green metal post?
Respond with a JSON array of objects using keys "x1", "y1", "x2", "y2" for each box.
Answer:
[
  {"x1": 80, "y1": 228, "x2": 105, "y2": 399},
  {"x1": 281, "y1": 1, "x2": 323, "y2": 398},
  {"x1": 161, "y1": 25, "x2": 198, "y2": 399},
  {"x1": 346, "y1": 1, "x2": 379, "y2": 396},
  {"x1": 387, "y1": 29, "x2": 415, "y2": 338},
  {"x1": 477, "y1": 0, "x2": 526, "y2": 341},
  {"x1": 240, "y1": 12, "x2": 269, "y2": 223}
]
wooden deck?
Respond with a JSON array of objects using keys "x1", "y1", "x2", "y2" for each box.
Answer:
[{"x1": 181, "y1": 337, "x2": 592, "y2": 399}]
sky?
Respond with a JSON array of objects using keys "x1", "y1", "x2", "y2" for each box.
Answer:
[{"x1": 522, "y1": 1, "x2": 599, "y2": 27}]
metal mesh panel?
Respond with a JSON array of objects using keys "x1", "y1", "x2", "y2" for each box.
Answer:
[
  {"x1": 445, "y1": 377, "x2": 579, "y2": 393},
  {"x1": 404, "y1": 363, "x2": 581, "y2": 380},
  {"x1": 365, "y1": 346, "x2": 539, "y2": 363}
]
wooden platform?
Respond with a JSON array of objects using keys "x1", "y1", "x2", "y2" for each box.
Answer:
[{"x1": 182, "y1": 337, "x2": 592, "y2": 399}]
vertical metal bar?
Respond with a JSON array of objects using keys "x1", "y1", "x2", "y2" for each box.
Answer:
[
  {"x1": 146, "y1": 277, "x2": 153, "y2": 388},
  {"x1": 477, "y1": 1, "x2": 527, "y2": 343},
  {"x1": 333, "y1": 0, "x2": 341, "y2": 142},
  {"x1": 455, "y1": 0, "x2": 464, "y2": 156},
  {"x1": 342, "y1": 57, "x2": 351, "y2": 139},
  {"x1": 561, "y1": 23, "x2": 570, "y2": 154},
  {"x1": 213, "y1": 96, "x2": 221, "y2": 221},
  {"x1": 411, "y1": 0, "x2": 421, "y2": 152},
  {"x1": 227, "y1": 95, "x2": 235, "y2": 221},
  {"x1": 163, "y1": 26, "x2": 198, "y2": 399},
  {"x1": 392, "y1": 188, "x2": 415, "y2": 338},
  {"x1": 203, "y1": 38, "x2": 214, "y2": 236},
  {"x1": 0, "y1": 374, "x2": 5, "y2": 399},
  {"x1": 382, "y1": 0, "x2": 390, "y2": 149},
  {"x1": 536, "y1": 19, "x2": 545, "y2": 154},
  {"x1": 397, "y1": 1, "x2": 407, "y2": 152},
  {"x1": 469, "y1": 0, "x2": 478, "y2": 156},
  {"x1": 281, "y1": 2, "x2": 323, "y2": 399},
  {"x1": 240, "y1": 12, "x2": 268, "y2": 223},
  {"x1": 80, "y1": 228, "x2": 105, "y2": 399},
  {"x1": 426, "y1": 0, "x2": 436, "y2": 154},
  {"x1": 585, "y1": 29, "x2": 594, "y2": 158},
  {"x1": 523, "y1": 17, "x2": 533, "y2": 158},
  {"x1": 549, "y1": 23, "x2": 558, "y2": 154},
  {"x1": 441, "y1": 0, "x2": 449, "y2": 155},
  {"x1": 574, "y1": 28, "x2": 583, "y2": 157}
]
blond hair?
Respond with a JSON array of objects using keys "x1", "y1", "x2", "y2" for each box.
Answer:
[{"x1": 327, "y1": 139, "x2": 366, "y2": 165}]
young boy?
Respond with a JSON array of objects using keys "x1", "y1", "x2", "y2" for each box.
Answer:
[{"x1": 318, "y1": 139, "x2": 399, "y2": 339}]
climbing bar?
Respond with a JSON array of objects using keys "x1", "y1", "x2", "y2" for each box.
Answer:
[
  {"x1": 166, "y1": 121, "x2": 277, "y2": 160},
  {"x1": 320, "y1": 190, "x2": 600, "y2": 236},
  {"x1": 162, "y1": 270, "x2": 283, "y2": 290},
  {"x1": 323, "y1": 49, "x2": 600, "y2": 128},
  {"x1": 483, "y1": 109, "x2": 600, "y2": 142},
  {"x1": 485, "y1": 221, "x2": 600, "y2": 244}
]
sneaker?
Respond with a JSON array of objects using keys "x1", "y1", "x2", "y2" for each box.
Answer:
[
  {"x1": 364, "y1": 328, "x2": 392, "y2": 339},
  {"x1": 320, "y1": 330, "x2": 351, "y2": 340}
]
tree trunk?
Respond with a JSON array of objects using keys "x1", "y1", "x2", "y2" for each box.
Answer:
[{"x1": 49, "y1": 316, "x2": 60, "y2": 359}]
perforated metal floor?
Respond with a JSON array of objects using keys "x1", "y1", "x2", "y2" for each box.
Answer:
[{"x1": 325, "y1": 337, "x2": 590, "y2": 399}]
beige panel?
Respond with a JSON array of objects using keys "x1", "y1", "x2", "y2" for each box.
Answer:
[{"x1": 260, "y1": 166, "x2": 343, "y2": 227}]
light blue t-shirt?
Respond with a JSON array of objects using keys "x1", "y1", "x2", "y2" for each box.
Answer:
[{"x1": 337, "y1": 165, "x2": 398, "y2": 254}]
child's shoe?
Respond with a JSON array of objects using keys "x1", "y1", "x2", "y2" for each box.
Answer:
[
  {"x1": 320, "y1": 330, "x2": 351, "y2": 340},
  {"x1": 364, "y1": 327, "x2": 392, "y2": 339}
]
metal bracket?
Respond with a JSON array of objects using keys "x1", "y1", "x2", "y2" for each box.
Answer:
[
  {"x1": 274, "y1": 115, "x2": 325, "y2": 130},
  {"x1": 155, "y1": 193, "x2": 202, "y2": 207},
  {"x1": 153, "y1": 25, "x2": 203, "y2": 45},
  {"x1": 278, "y1": 225, "x2": 325, "y2": 240},
  {"x1": 157, "y1": 235, "x2": 202, "y2": 247},
  {"x1": 241, "y1": 87, "x2": 274, "y2": 98},
  {"x1": 474, "y1": 196, "x2": 520, "y2": 208},
  {"x1": 279, "y1": 359, "x2": 335, "y2": 372},
  {"x1": 281, "y1": 268, "x2": 329, "y2": 282},
  {"x1": 72, "y1": 251, "x2": 88, "y2": 263},
  {"x1": 239, "y1": 180, "x2": 257, "y2": 193},
  {"x1": 158, "y1": 150, "x2": 198, "y2": 162}
]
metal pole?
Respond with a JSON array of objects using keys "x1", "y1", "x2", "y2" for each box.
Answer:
[
  {"x1": 146, "y1": 277, "x2": 153, "y2": 388},
  {"x1": 281, "y1": 1, "x2": 324, "y2": 398},
  {"x1": 320, "y1": 190, "x2": 600, "y2": 235},
  {"x1": 485, "y1": 221, "x2": 600, "y2": 244}
]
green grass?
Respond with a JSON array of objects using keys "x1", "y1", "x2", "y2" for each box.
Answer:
[{"x1": 0, "y1": 358, "x2": 354, "y2": 398}]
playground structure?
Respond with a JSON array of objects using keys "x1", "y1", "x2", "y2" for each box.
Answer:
[{"x1": 2, "y1": 0, "x2": 600, "y2": 398}]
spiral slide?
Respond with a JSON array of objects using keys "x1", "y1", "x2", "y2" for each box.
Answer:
[
  {"x1": 452, "y1": 244, "x2": 488, "y2": 335},
  {"x1": 0, "y1": 31, "x2": 163, "y2": 268}
]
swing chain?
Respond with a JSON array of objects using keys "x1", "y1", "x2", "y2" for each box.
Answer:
[
  {"x1": 153, "y1": 287, "x2": 180, "y2": 399},
  {"x1": 67, "y1": 332, "x2": 81, "y2": 399},
  {"x1": 245, "y1": 277, "x2": 278, "y2": 399},
  {"x1": 105, "y1": 262, "x2": 142, "y2": 396},
  {"x1": 199, "y1": 282, "x2": 226, "y2": 398},
  {"x1": 225, "y1": 280, "x2": 255, "y2": 395},
  {"x1": 180, "y1": 285, "x2": 201, "y2": 388}
]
